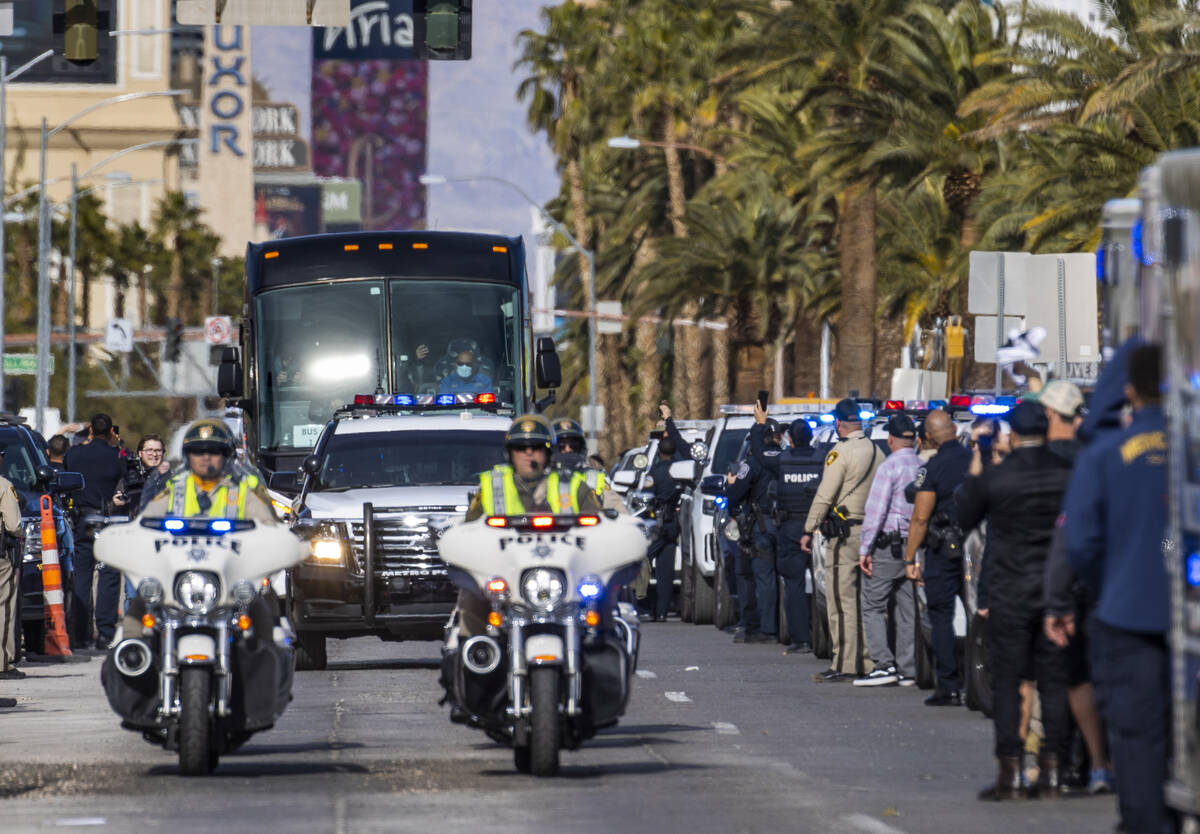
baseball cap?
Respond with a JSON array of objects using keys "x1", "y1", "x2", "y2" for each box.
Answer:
[
  {"x1": 788, "y1": 419, "x2": 813, "y2": 447},
  {"x1": 833, "y1": 398, "x2": 860, "y2": 422},
  {"x1": 884, "y1": 414, "x2": 916, "y2": 439},
  {"x1": 1007, "y1": 400, "x2": 1049, "y2": 436},
  {"x1": 1027, "y1": 380, "x2": 1084, "y2": 418}
]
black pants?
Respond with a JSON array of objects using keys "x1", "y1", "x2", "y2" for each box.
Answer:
[
  {"x1": 776, "y1": 519, "x2": 809, "y2": 644},
  {"x1": 648, "y1": 521, "x2": 678, "y2": 619},
  {"x1": 924, "y1": 551, "x2": 961, "y2": 693},
  {"x1": 71, "y1": 533, "x2": 121, "y2": 648},
  {"x1": 751, "y1": 519, "x2": 778, "y2": 637},
  {"x1": 1091, "y1": 620, "x2": 1171, "y2": 834},
  {"x1": 735, "y1": 540, "x2": 759, "y2": 632},
  {"x1": 988, "y1": 605, "x2": 1070, "y2": 759}
]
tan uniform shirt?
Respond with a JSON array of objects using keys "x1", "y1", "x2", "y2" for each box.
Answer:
[
  {"x1": 804, "y1": 431, "x2": 884, "y2": 533},
  {"x1": 0, "y1": 476, "x2": 23, "y2": 535}
]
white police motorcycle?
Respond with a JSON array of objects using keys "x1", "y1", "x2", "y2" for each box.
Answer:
[
  {"x1": 96, "y1": 517, "x2": 306, "y2": 775},
  {"x1": 438, "y1": 511, "x2": 646, "y2": 776}
]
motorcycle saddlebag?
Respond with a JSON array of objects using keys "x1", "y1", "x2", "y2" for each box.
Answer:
[
  {"x1": 230, "y1": 638, "x2": 294, "y2": 731},
  {"x1": 100, "y1": 651, "x2": 162, "y2": 729},
  {"x1": 580, "y1": 632, "x2": 630, "y2": 729},
  {"x1": 454, "y1": 648, "x2": 508, "y2": 720}
]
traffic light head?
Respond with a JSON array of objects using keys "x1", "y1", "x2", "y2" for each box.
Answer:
[
  {"x1": 414, "y1": 1, "x2": 472, "y2": 60},
  {"x1": 60, "y1": 0, "x2": 101, "y2": 65},
  {"x1": 165, "y1": 318, "x2": 184, "y2": 363}
]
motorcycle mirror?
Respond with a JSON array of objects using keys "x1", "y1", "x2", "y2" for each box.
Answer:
[{"x1": 301, "y1": 455, "x2": 320, "y2": 476}]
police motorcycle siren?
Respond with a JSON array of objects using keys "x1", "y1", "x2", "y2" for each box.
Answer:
[
  {"x1": 438, "y1": 512, "x2": 647, "y2": 777},
  {"x1": 95, "y1": 516, "x2": 307, "y2": 775}
]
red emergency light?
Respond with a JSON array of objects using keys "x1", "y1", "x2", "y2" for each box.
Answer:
[
  {"x1": 949, "y1": 395, "x2": 971, "y2": 408},
  {"x1": 475, "y1": 392, "x2": 497, "y2": 404},
  {"x1": 883, "y1": 400, "x2": 904, "y2": 411}
]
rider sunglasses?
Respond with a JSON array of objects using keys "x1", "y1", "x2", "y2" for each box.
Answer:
[{"x1": 510, "y1": 444, "x2": 545, "y2": 453}]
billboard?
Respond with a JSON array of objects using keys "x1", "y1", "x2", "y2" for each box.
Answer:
[
  {"x1": 311, "y1": 0, "x2": 427, "y2": 230},
  {"x1": 255, "y1": 183, "x2": 323, "y2": 239},
  {"x1": 0, "y1": 1, "x2": 118, "y2": 84}
]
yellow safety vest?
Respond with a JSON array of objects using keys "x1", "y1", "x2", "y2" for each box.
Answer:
[
  {"x1": 584, "y1": 469, "x2": 606, "y2": 496},
  {"x1": 477, "y1": 465, "x2": 585, "y2": 516},
  {"x1": 167, "y1": 472, "x2": 258, "y2": 519}
]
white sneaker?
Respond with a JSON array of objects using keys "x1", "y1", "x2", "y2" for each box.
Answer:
[
  {"x1": 897, "y1": 675, "x2": 916, "y2": 687},
  {"x1": 853, "y1": 667, "x2": 899, "y2": 687}
]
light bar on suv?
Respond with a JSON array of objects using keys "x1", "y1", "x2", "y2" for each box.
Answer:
[{"x1": 346, "y1": 392, "x2": 502, "y2": 411}]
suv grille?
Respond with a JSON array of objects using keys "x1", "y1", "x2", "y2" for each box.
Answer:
[{"x1": 349, "y1": 509, "x2": 460, "y2": 578}]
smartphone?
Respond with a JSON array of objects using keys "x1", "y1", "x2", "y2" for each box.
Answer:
[
  {"x1": 756, "y1": 389, "x2": 769, "y2": 410},
  {"x1": 977, "y1": 432, "x2": 994, "y2": 454}
]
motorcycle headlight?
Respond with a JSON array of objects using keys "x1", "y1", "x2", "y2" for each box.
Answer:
[
  {"x1": 174, "y1": 571, "x2": 220, "y2": 615},
  {"x1": 521, "y1": 568, "x2": 566, "y2": 611},
  {"x1": 138, "y1": 578, "x2": 164, "y2": 605}
]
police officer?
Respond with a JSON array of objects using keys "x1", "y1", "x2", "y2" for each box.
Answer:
[
  {"x1": 0, "y1": 465, "x2": 26, "y2": 680},
  {"x1": 552, "y1": 417, "x2": 624, "y2": 514},
  {"x1": 461, "y1": 415, "x2": 600, "y2": 633},
  {"x1": 645, "y1": 436, "x2": 685, "y2": 622},
  {"x1": 63, "y1": 413, "x2": 126, "y2": 650},
  {"x1": 141, "y1": 419, "x2": 276, "y2": 524},
  {"x1": 774, "y1": 417, "x2": 824, "y2": 653},
  {"x1": 905, "y1": 408, "x2": 971, "y2": 705},
  {"x1": 803, "y1": 399, "x2": 883, "y2": 680},
  {"x1": 725, "y1": 445, "x2": 760, "y2": 640},
  {"x1": 1067, "y1": 344, "x2": 1170, "y2": 834},
  {"x1": 727, "y1": 402, "x2": 783, "y2": 643}
]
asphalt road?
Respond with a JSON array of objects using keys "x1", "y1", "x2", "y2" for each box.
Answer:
[{"x1": 0, "y1": 620, "x2": 1117, "y2": 833}]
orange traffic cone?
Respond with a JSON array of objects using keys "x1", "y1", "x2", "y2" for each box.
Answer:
[{"x1": 38, "y1": 495, "x2": 71, "y2": 656}]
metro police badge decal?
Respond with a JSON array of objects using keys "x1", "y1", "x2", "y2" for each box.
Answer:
[{"x1": 825, "y1": 450, "x2": 838, "y2": 467}]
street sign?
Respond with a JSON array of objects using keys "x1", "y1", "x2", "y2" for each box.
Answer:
[
  {"x1": 580, "y1": 405, "x2": 606, "y2": 434},
  {"x1": 596, "y1": 301, "x2": 623, "y2": 335},
  {"x1": 968, "y1": 251, "x2": 1030, "y2": 315},
  {"x1": 973, "y1": 316, "x2": 1026, "y2": 363},
  {"x1": 4, "y1": 354, "x2": 52, "y2": 375},
  {"x1": 1023, "y1": 253, "x2": 1099, "y2": 366},
  {"x1": 0, "y1": 3, "x2": 14, "y2": 37},
  {"x1": 205, "y1": 316, "x2": 234, "y2": 346},
  {"x1": 105, "y1": 318, "x2": 134, "y2": 353}
]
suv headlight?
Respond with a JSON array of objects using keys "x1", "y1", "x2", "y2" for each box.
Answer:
[
  {"x1": 22, "y1": 519, "x2": 41, "y2": 562},
  {"x1": 174, "y1": 571, "x2": 220, "y2": 615},
  {"x1": 309, "y1": 537, "x2": 344, "y2": 564},
  {"x1": 521, "y1": 568, "x2": 566, "y2": 611}
]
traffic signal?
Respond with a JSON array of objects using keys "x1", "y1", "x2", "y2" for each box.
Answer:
[
  {"x1": 413, "y1": 1, "x2": 472, "y2": 61},
  {"x1": 165, "y1": 318, "x2": 183, "y2": 363},
  {"x1": 53, "y1": 0, "x2": 109, "y2": 65}
]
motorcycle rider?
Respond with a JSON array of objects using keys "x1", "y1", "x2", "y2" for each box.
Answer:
[
  {"x1": 552, "y1": 417, "x2": 625, "y2": 513},
  {"x1": 458, "y1": 415, "x2": 602, "y2": 635},
  {"x1": 126, "y1": 419, "x2": 278, "y2": 639}
]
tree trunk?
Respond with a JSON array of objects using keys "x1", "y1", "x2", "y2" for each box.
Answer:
[
  {"x1": 837, "y1": 181, "x2": 877, "y2": 397},
  {"x1": 791, "y1": 313, "x2": 822, "y2": 396},
  {"x1": 635, "y1": 318, "x2": 660, "y2": 435},
  {"x1": 14, "y1": 223, "x2": 34, "y2": 324},
  {"x1": 167, "y1": 234, "x2": 184, "y2": 322},
  {"x1": 710, "y1": 321, "x2": 729, "y2": 412}
]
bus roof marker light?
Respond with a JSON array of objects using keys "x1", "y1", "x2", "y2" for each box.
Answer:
[
  {"x1": 378, "y1": 243, "x2": 393, "y2": 251},
  {"x1": 264, "y1": 250, "x2": 280, "y2": 260},
  {"x1": 492, "y1": 245, "x2": 507, "y2": 253},
  {"x1": 412, "y1": 242, "x2": 429, "y2": 250},
  {"x1": 343, "y1": 244, "x2": 359, "y2": 252}
]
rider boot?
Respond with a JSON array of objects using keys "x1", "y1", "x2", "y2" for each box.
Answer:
[{"x1": 1030, "y1": 753, "x2": 1062, "y2": 799}]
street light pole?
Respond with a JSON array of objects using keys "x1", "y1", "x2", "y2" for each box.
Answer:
[
  {"x1": 35, "y1": 88, "x2": 189, "y2": 433},
  {"x1": 67, "y1": 164, "x2": 78, "y2": 424},
  {"x1": 420, "y1": 173, "x2": 599, "y2": 448}
]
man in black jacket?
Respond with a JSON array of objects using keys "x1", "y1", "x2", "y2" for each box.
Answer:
[{"x1": 957, "y1": 400, "x2": 1073, "y2": 800}]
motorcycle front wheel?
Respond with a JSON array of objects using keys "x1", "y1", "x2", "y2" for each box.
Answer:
[
  {"x1": 179, "y1": 665, "x2": 216, "y2": 775},
  {"x1": 529, "y1": 666, "x2": 561, "y2": 777}
]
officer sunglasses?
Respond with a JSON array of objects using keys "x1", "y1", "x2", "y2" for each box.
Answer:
[{"x1": 509, "y1": 444, "x2": 545, "y2": 453}]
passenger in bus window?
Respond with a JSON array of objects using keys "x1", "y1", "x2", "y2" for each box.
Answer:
[{"x1": 438, "y1": 349, "x2": 493, "y2": 395}]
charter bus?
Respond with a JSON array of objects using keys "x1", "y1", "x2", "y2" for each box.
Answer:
[{"x1": 217, "y1": 230, "x2": 560, "y2": 489}]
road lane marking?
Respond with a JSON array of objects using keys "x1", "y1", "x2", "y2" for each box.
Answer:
[
  {"x1": 664, "y1": 691, "x2": 692, "y2": 703},
  {"x1": 636, "y1": 670, "x2": 657, "y2": 679},
  {"x1": 54, "y1": 820, "x2": 106, "y2": 828},
  {"x1": 843, "y1": 814, "x2": 906, "y2": 834},
  {"x1": 685, "y1": 665, "x2": 700, "y2": 671},
  {"x1": 712, "y1": 721, "x2": 740, "y2": 735}
]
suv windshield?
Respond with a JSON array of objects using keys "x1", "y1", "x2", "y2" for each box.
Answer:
[
  {"x1": 315, "y1": 430, "x2": 506, "y2": 490},
  {"x1": 710, "y1": 427, "x2": 749, "y2": 475},
  {"x1": 0, "y1": 429, "x2": 45, "y2": 491}
]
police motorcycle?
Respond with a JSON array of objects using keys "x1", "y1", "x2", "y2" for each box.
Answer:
[
  {"x1": 438, "y1": 510, "x2": 647, "y2": 777},
  {"x1": 95, "y1": 516, "x2": 307, "y2": 775}
]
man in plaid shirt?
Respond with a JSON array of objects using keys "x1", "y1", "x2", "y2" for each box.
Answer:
[{"x1": 854, "y1": 414, "x2": 922, "y2": 687}]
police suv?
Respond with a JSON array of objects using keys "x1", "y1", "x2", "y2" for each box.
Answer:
[{"x1": 285, "y1": 397, "x2": 509, "y2": 669}]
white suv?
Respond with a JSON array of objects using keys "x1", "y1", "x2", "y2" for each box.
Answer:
[{"x1": 288, "y1": 408, "x2": 510, "y2": 669}]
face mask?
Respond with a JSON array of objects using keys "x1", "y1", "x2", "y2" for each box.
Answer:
[{"x1": 456, "y1": 363, "x2": 472, "y2": 378}]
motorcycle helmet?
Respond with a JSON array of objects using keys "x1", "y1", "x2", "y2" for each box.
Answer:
[
  {"x1": 505, "y1": 414, "x2": 555, "y2": 454},
  {"x1": 181, "y1": 418, "x2": 235, "y2": 457},
  {"x1": 552, "y1": 417, "x2": 585, "y2": 450}
]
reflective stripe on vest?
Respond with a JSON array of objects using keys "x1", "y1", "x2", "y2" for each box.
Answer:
[
  {"x1": 166, "y1": 473, "x2": 256, "y2": 519},
  {"x1": 477, "y1": 467, "x2": 582, "y2": 516},
  {"x1": 584, "y1": 470, "x2": 605, "y2": 496}
]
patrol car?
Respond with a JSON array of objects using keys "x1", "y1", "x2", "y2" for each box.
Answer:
[{"x1": 285, "y1": 399, "x2": 509, "y2": 670}]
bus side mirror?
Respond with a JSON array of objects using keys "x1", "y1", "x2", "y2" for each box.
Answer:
[
  {"x1": 217, "y1": 347, "x2": 243, "y2": 399},
  {"x1": 535, "y1": 336, "x2": 561, "y2": 390},
  {"x1": 301, "y1": 455, "x2": 321, "y2": 476}
]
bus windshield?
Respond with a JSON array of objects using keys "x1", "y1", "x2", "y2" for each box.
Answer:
[{"x1": 256, "y1": 278, "x2": 521, "y2": 451}]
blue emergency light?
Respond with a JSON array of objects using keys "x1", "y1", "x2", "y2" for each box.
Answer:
[
  {"x1": 394, "y1": 394, "x2": 417, "y2": 406},
  {"x1": 1188, "y1": 552, "x2": 1200, "y2": 587},
  {"x1": 435, "y1": 394, "x2": 456, "y2": 406},
  {"x1": 578, "y1": 577, "x2": 603, "y2": 600},
  {"x1": 928, "y1": 400, "x2": 947, "y2": 409},
  {"x1": 163, "y1": 518, "x2": 185, "y2": 532},
  {"x1": 819, "y1": 414, "x2": 835, "y2": 423},
  {"x1": 859, "y1": 410, "x2": 875, "y2": 421},
  {"x1": 970, "y1": 403, "x2": 1011, "y2": 416},
  {"x1": 209, "y1": 519, "x2": 233, "y2": 534}
]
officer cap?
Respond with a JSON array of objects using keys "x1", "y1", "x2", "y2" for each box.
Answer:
[
  {"x1": 505, "y1": 414, "x2": 555, "y2": 452},
  {"x1": 884, "y1": 414, "x2": 916, "y2": 439},
  {"x1": 764, "y1": 417, "x2": 782, "y2": 437},
  {"x1": 182, "y1": 418, "x2": 235, "y2": 456},
  {"x1": 788, "y1": 419, "x2": 813, "y2": 447},
  {"x1": 1007, "y1": 400, "x2": 1049, "y2": 437},
  {"x1": 832, "y1": 398, "x2": 861, "y2": 422},
  {"x1": 552, "y1": 417, "x2": 585, "y2": 445}
]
